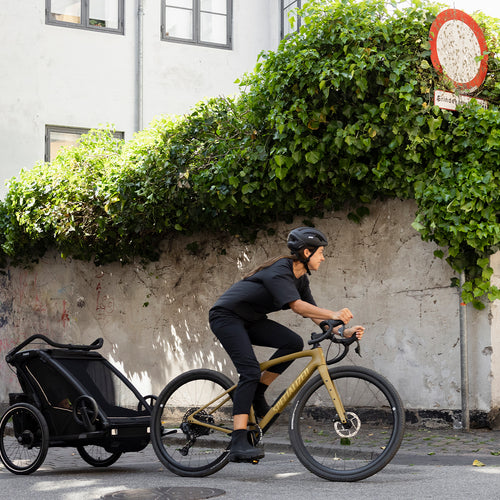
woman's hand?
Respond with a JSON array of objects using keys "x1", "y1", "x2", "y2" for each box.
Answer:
[
  {"x1": 332, "y1": 308, "x2": 353, "y2": 324},
  {"x1": 343, "y1": 325, "x2": 365, "y2": 339}
]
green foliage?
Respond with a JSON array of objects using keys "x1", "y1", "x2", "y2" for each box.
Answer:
[{"x1": 1, "y1": 0, "x2": 500, "y2": 305}]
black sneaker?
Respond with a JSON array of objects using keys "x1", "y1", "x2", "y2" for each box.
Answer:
[{"x1": 229, "y1": 429, "x2": 265, "y2": 462}]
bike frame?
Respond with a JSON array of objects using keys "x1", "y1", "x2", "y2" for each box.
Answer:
[{"x1": 186, "y1": 346, "x2": 348, "y2": 434}]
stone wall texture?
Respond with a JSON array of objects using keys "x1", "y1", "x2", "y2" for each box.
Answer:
[{"x1": 1, "y1": 199, "x2": 497, "y2": 422}]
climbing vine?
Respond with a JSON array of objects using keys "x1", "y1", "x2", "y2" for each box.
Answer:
[{"x1": 0, "y1": 0, "x2": 499, "y2": 307}]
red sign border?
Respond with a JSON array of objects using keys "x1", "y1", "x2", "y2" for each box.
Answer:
[{"x1": 429, "y1": 9, "x2": 488, "y2": 91}]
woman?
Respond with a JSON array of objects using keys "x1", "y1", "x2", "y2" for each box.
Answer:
[{"x1": 209, "y1": 227, "x2": 365, "y2": 462}]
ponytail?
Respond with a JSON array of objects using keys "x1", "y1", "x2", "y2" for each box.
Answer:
[{"x1": 243, "y1": 254, "x2": 302, "y2": 279}]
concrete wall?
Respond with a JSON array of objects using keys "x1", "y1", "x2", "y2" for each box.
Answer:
[
  {"x1": 0, "y1": 1, "x2": 280, "y2": 198},
  {"x1": 490, "y1": 252, "x2": 500, "y2": 423},
  {"x1": 1, "y1": 199, "x2": 498, "y2": 422}
]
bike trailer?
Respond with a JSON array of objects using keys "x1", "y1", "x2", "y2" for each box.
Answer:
[{"x1": 0, "y1": 334, "x2": 155, "y2": 474}]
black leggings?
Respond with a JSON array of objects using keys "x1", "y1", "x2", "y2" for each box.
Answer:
[{"x1": 209, "y1": 309, "x2": 304, "y2": 415}]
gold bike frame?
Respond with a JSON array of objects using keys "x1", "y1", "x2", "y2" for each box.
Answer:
[{"x1": 186, "y1": 346, "x2": 348, "y2": 434}]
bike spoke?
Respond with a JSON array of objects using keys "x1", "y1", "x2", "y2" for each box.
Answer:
[
  {"x1": 152, "y1": 370, "x2": 234, "y2": 476},
  {"x1": 290, "y1": 367, "x2": 404, "y2": 481}
]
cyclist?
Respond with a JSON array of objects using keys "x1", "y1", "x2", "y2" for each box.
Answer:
[{"x1": 209, "y1": 227, "x2": 365, "y2": 462}]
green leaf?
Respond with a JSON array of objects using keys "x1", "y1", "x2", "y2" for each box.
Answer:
[
  {"x1": 274, "y1": 155, "x2": 286, "y2": 167},
  {"x1": 411, "y1": 221, "x2": 425, "y2": 232},
  {"x1": 472, "y1": 299, "x2": 486, "y2": 310},
  {"x1": 275, "y1": 167, "x2": 288, "y2": 180},
  {"x1": 305, "y1": 151, "x2": 321, "y2": 164},
  {"x1": 242, "y1": 183, "x2": 255, "y2": 194}
]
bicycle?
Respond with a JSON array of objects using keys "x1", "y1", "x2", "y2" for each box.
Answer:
[{"x1": 151, "y1": 320, "x2": 405, "y2": 482}]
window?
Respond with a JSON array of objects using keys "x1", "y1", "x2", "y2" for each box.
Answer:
[
  {"x1": 46, "y1": 0, "x2": 124, "y2": 34},
  {"x1": 161, "y1": 0, "x2": 232, "y2": 49},
  {"x1": 45, "y1": 126, "x2": 124, "y2": 162},
  {"x1": 281, "y1": 0, "x2": 303, "y2": 39}
]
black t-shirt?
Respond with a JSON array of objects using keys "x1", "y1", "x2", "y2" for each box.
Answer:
[{"x1": 211, "y1": 258, "x2": 316, "y2": 322}]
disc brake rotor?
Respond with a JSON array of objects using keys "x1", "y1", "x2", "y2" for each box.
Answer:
[{"x1": 334, "y1": 411, "x2": 361, "y2": 438}]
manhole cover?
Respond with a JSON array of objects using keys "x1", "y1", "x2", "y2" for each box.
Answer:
[{"x1": 102, "y1": 486, "x2": 225, "y2": 500}]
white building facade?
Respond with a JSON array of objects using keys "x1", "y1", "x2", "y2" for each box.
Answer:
[{"x1": 0, "y1": 0, "x2": 303, "y2": 198}]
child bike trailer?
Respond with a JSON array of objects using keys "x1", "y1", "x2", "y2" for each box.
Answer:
[{"x1": 0, "y1": 334, "x2": 155, "y2": 474}]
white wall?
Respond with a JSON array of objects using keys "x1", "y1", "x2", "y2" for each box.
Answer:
[
  {"x1": 1, "y1": 199, "x2": 497, "y2": 421},
  {"x1": 0, "y1": 1, "x2": 280, "y2": 198},
  {"x1": 143, "y1": 0, "x2": 280, "y2": 122}
]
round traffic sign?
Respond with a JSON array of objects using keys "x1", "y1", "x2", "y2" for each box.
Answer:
[{"x1": 429, "y1": 9, "x2": 488, "y2": 92}]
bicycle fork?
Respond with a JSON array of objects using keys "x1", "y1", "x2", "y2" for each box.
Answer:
[{"x1": 316, "y1": 364, "x2": 348, "y2": 425}]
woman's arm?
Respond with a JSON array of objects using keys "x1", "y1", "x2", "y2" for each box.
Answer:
[{"x1": 289, "y1": 299, "x2": 353, "y2": 324}]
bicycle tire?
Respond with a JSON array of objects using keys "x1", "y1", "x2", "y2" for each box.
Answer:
[
  {"x1": 76, "y1": 445, "x2": 122, "y2": 467},
  {"x1": 289, "y1": 366, "x2": 404, "y2": 482},
  {"x1": 0, "y1": 403, "x2": 49, "y2": 475},
  {"x1": 151, "y1": 369, "x2": 234, "y2": 477}
]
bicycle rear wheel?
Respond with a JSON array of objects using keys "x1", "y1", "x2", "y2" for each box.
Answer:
[
  {"x1": 290, "y1": 366, "x2": 404, "y2": 482},
  {"x1": 151, "y1": 369, "x2": 234, "y2": 477}
]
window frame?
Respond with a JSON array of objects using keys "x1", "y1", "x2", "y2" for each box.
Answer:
[
  {"x1": 160, "y1": 0, "x2": 232, "y2": 50},
  {"x1": 45, "y1": 125, "x2": 124, "y2": 162},
  {"x1": 45, "y1": 0, "x2": 125, "y2": 35},
  {"x1": 281, "y1": 0, "x2": 303, "y2": 39}
]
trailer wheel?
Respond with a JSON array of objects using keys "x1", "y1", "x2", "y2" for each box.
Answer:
[
  {"x1": 77, "y1": 445, "x2": 122, "y2": 467},
  {"x1": 0, "y1": 403, "x2": 49, "y2": 474}
]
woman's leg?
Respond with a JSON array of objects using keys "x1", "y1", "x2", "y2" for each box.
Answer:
[
  {"x1": 233, "y1": 414, "x2": 249, "y2": 430},
  {"x1": 209, "y1": 311, "x2": 262, "y2": 421},
  {"x1": 247, "y1": 318, "x2": 304, "y2": 375},
  {"x1": 209, "y1": 311, "x2": 265, "y2": 461},
  {"x1": 247, "y1": 319, "x2": 304, "y2": 416}
]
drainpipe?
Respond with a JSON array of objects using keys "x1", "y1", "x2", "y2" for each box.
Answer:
[
  {"x1": 459, "y1": 271, "x2": 470, "y2": 431},
  {"x1": 136, "y1": 0, "x2": 144, "y2": 131}
]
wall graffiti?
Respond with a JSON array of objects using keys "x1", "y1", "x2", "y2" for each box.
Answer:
[
  {"x1": 8, "y1": 271, "x2": 49, "y2": 336},
  {"x1": 95, "y1": 272, "x2": 115, "y2": 324},
  {"x1": 61, "y1": 299, "x2": 70, "y2": 329},
  {"x1": 0, "y1": 269, "x2": 74, "y2": 399}
]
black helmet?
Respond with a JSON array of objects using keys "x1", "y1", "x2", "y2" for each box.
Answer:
[{"x1": 287, "y1": 227, "x2": 328, "y2": 254}]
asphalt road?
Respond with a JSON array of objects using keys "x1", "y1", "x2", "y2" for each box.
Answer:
[{"x1": 1, "y1": 446, "x2": 500, "y2": 500}]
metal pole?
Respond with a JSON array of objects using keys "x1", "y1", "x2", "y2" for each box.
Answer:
[
  {"x1": 459, "y1": 271, "x2": 470, "y2": 431},
  {"x1": 136, "y1": 0, "x2": 144, "y2": 132}
]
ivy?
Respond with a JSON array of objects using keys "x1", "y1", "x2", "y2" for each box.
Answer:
[{"x1": 0, "y1": 0, "x2": 499, "y2": 306}]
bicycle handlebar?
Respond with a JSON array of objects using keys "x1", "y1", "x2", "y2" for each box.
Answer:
[
  {"x1": 307, "y1": 319, "x2": 345, "y2": 345},
  {"x1": 308, "y1": 320, "x2": 361, "y2": 364},
  {"x1": 6, "y1": 334, "x2": 103, "y2": 363}
]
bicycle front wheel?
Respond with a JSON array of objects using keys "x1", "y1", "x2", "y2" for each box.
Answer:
[
  {"x1": 151, "y1": 369, "x2": 234, "y2": 477},
  {"x1": 290, "y1": 366, "x2": 404, "y2": 482}
]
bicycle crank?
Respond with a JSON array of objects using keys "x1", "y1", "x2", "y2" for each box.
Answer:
[
  {"x1": 334, "y1": 411, "x2": 361, "y2": 438},
  {"x1": 247, "y1": 423, "x2": 263, "y2": 447}
]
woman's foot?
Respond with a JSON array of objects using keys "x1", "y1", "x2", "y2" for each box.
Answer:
[{"x1": 228, "y1": 429, "x2": 265, "y2": 462}]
